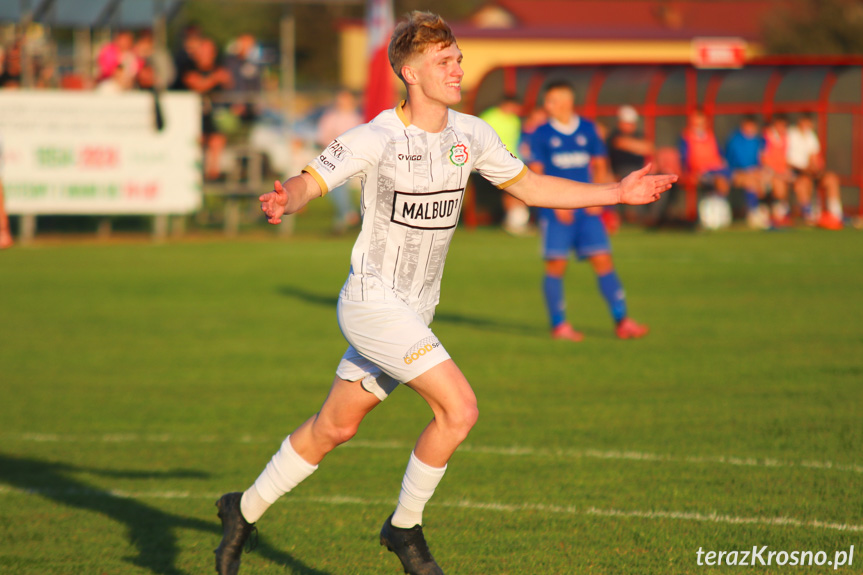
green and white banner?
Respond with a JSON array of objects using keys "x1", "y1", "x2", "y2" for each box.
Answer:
[{"x1": 0, "y1": 91, "x2": 201, "y2": 215}]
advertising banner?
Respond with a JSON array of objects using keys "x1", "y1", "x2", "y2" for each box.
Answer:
[{"x1": 0, "y1": 91, "x2": 201, "y2": 215}]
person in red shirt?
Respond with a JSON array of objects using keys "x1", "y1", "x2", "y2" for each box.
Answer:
[
  {"x1": 762, "y1": 114, "x2": 794, "y2": 225},
  {"x1": 679, "y1": 109, "x2": 730, "y2": 196}
]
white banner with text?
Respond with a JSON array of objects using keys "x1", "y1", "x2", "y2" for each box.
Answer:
[{"x1": 0, "y1": 91, "x2": 201, "y2": 215}]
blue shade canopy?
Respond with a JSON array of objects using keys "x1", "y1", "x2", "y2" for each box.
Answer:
[{"x1": 0, "y1": 0, "x2": 184, "y2": 29}]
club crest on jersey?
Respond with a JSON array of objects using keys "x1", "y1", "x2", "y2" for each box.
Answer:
[
  {"x1": 391, "y1": 189, "x2": 463, "y2": 230},
  {"x1": 448, "y1": 143, "x2": 469, "y2": 166}
]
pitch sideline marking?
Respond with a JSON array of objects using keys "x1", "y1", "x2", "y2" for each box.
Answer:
[
  {"x1": 6, "y1": 433, "x2": 862, "y2": 475},
  {"x1": 0, "y1": 484, "x2": 859, "y2": 533}
]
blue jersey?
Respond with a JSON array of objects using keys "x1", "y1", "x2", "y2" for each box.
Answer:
[
  {"x1": 530, "y1": 116, "x2": 607, "y2": 218},
  {"x1": 725, "y1": 129, "x2": 765, "y2": 171}
]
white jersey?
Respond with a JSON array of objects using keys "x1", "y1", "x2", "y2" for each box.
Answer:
[
  {"x1": 786, "y1": 125, "x2": 820, "y2": 170},
  {"x1": 305, "y1": 102, "x2": 527, "y2": 314}
]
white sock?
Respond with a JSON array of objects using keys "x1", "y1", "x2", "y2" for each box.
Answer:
[
  {"x1": 828, "y1": 198, "x2": 843, "y2": 219},
  {"x1": 391, "y1": 451, "x2": 447, "y2": 528},
  {"x1": 239, "y1": 484, "x2": 269, "y2": 524},
  {"x1": 240, "y1": 435, "x2": 318, "y2": 523}
]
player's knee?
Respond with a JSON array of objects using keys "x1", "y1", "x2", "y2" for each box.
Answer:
[
  {"x1": 822, "y1": 172, "x2": 840, "y2": 190},
  {"x1": 446, "y1": 401, "x2": 479, "y2": 442},
  {"x1": 545, "y1": 259, "x2": 567, "y2": 277},
  {"x1": 317, "y1": 418, "x2": 360, "y2": 448},
  {"x1": 590, "y1": 254, "x2": 614, "y2": 275}
]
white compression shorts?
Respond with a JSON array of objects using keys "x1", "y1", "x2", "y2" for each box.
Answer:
[{"x1": 335, "y1": 297, "x2": 451, "y2": 401}]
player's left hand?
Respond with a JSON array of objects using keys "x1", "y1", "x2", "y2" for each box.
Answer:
[{"x1": 618, "y1": 163, "x2": 677, "y2": 205}]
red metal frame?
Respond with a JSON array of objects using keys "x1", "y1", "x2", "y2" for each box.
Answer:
[{"x1": 464, "y1": 57, "x2": 863, "y2": 225}]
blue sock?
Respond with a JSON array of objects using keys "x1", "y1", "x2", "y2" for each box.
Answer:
[
  {"x1": 745, "y1": 190, "x2": 760, "y2": 211},
  {"x1": 597, "y1": 271, "x2": 627, "y2": 323},
  {"x1": 543, "y1": 275, "x2": 566, "y2": 328}
]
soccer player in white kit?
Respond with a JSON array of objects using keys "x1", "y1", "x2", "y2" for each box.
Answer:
[{"x1": 214, "y1": 12, "x2": 677, "y2": 575}]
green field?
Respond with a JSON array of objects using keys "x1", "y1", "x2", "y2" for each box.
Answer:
[{"x1": 1, "y1": 224, "x2": 861, "y2": 574}]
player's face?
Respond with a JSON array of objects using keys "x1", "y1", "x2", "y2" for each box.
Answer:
[
  {"x1": 414, "y1": 43, "x2": 464, "y2": 107},
  {"x1": 543, "y1": 88, "x2": 574, "y2": 123}
]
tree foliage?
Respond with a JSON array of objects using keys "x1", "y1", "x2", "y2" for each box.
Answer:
[{"x1": 763, "y1": 0, "x2": 863, "y2": 55}]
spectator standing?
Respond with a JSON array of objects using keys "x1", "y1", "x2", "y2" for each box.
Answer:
[
  {"x1": 97, "y1": 30, "x2": 138, "y2": 87},
  {"x1": 133, "y1": 30, "x2": 175, "y2": 92},
  {"x1": 608, "y1": 105, "x2": 653, "y2": 179},
  {"x1": 224, "y1": 34, "x2": 263, "y2": 127},
  {"x1": 182, "y1": 38, "x2": 233, "y2": 180},
  {"x1": 316, "y1": 89, "x2": 362, "y2": 233},
  {"x1": 170, "y1": 24, "x2": 203, "y2": 91},
  {"x1": 608, "y1": 105, "x2": 653, "y2": 225}
]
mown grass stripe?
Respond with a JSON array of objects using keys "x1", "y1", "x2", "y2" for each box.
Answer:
[
  {"x1": 7, "y1": 433, "x2": 862, "y2": 474},
  {"x1": 0, "y1": 485, "x2": 859, "y2": 533}
]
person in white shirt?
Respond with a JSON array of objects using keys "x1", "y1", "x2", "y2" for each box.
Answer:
[
  {"x1": 213, "y1": 11, "x2": 676, "y2": 575},
  {"x1": 787, "y1": 112, "x2": 844, "y2": 229}
]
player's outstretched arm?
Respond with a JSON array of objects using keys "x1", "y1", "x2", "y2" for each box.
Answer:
[
  {"x1": 259, "y1": 172, "x2": 322, "y2": 225},
  {"x1": 507, "y1": 163, "x2": 677, "y2": 209}
]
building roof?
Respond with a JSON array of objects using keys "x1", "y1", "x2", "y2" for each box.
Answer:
[
  {"x1": 458, "y1": 0, "x2": 782, "y2": 41},
  {"x1": 0, "y1": 0, "x2": 183, "y2": 29}
]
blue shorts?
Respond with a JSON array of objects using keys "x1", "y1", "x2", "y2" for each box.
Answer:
[{"x1": 539, "y1": 209, "x2": 611, "y2": 260}]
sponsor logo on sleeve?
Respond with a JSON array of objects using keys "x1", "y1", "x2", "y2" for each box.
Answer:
[
  {"x1": 327, "y1": 139, "x2": 351, "y2": 161},
  {"x1": 316, "y1": 139, "x2": 351, "y2": 172},
  {"x1": 404, "y1": 336, "x2": 442, "y2": 365},
  {"x1": 448, "y1": 143, "x2": 469, "y2": 166},
  {"x1": 391, "y1": 188, "x2": 463, "y2": 230}
]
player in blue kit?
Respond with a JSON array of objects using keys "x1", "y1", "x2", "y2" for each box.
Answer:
[{"x1": 530, "y1": 81, "x2": 649, "y2": 341}]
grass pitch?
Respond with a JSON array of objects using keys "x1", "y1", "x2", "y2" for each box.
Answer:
[{"x1": 1, "y1": 224, "x2": 861, "y2": 574}]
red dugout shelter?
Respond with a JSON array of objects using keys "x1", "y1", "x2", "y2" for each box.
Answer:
[{"x1": 464, "y1": 58, "x2": 863, "y2": 225}]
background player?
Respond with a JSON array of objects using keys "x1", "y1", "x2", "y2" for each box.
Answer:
[
  {"x1": 214, "y1": 12, "x2": 675, "y2": 575},
  {"x1": 530, "y1": 81, "x2": 649, "y2": 341}
]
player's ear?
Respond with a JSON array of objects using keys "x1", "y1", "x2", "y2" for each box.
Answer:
[{"x1": 402, "y1": 65, "x2": 418, "y2": 86}]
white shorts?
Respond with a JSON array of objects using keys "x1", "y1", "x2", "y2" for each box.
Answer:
[{"x1": 335, "y1": 297, "x2": 451, "y2": 401}]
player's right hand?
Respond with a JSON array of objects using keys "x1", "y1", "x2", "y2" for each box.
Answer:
[{"x1": 259, "y1": 180, "x2": 289, "y2": 225}]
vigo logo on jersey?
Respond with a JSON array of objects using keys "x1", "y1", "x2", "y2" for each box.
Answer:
[
  {"x1": 551, "y1": 150, "x2": 591, "y2": 170},
  {"x1": 391, "y1": 189, "x2": 463, "y2": 230}
]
